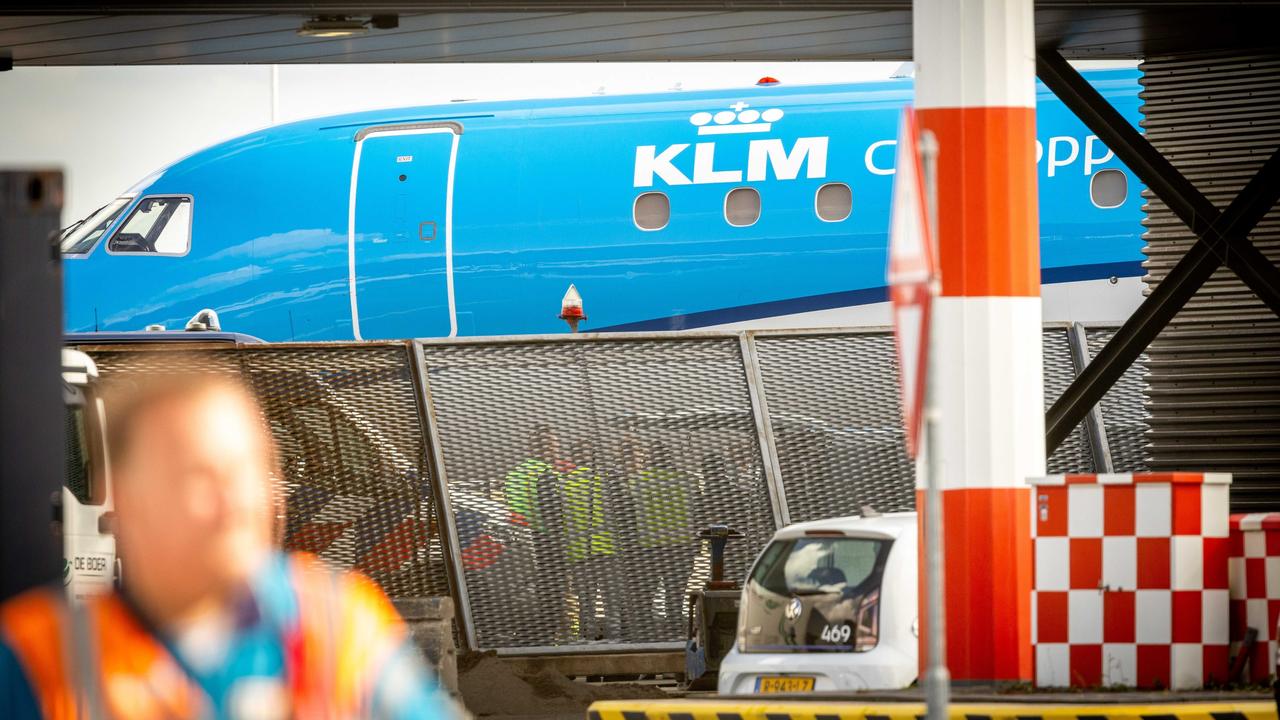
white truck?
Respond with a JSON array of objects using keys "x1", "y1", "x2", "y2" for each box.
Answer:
[
  {"x1": 58, "y1": 325, "x2": 259, "y2": 599},
  {"x1": 59, "y1": 348, "x2": 117, "y2": 600}
]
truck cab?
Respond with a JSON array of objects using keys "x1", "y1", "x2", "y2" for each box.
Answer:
[
  {"x1": 60, "y1": 348, "x2": 116, "y2": 600},
  {"x1": 58, "y1": 329, "x2": 262, "y2": 600}
]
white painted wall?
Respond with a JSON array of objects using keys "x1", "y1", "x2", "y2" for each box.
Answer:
[
  {"x1": 0, "y1": 62, "x2": 901, "y2": 224},
  {"x1": 0, "y1": 66, "x2": 274, "y2": 224}
]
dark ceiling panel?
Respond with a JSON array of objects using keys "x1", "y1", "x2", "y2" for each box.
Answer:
[
  {"x1": 3, "y1": 15, "x2": 286, "y2": 62},
  {"x1": 0, "y1": 15, "x2": 103, "y2": 32},
  {"x1": 272, "y1": 12, "x2": 626, "y2": 64},
  {"x1": 172, "y1": 11, "x2": 731, "y2": 65},
  {"x1": 1043, "y1": 8, "x2": 1280, "y2": 58},
  {"x1": 0, "y1": 3, "x2": 1276, "y2": 65},
  {"x1": 487, "y1": 13, "x2": 910, "y2": 63},
  {"x1": 690, "y1": 23, "x2": 914, "y2": 62},
  {"x1": 16, "y1": 14, "x2": 402, "y2": 64},
  {"x1": 284, "y1": 11, "x2": 887, "y2": 64},
  {"x1": 400, "y1": 12, "x2": 898, "y2": 63}
]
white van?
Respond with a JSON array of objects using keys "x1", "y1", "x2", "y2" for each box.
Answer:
[
  {"x1": 717, "y1": 512, "x2": 919, "y2": 694},
  {"x1": 60, "y1": 349, "x2": 117, "y2": 601}
]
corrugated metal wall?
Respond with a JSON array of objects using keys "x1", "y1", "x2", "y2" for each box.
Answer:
[{"x1": 1139, "y1": 50, "x2": 1280, "y2": 510}]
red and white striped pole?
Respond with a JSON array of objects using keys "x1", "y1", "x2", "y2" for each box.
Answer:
[{"x1": 914, "y1": 0, "x2": 1042, "y2": 684}]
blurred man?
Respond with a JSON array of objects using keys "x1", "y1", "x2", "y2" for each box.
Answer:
[{"x1": 0, "y1": 374, "x2": 454, "y2": 719}]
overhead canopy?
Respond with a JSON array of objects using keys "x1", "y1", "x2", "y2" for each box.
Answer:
[{"x1": 1, "y1": 2, "x2": 1276, "y2": 65}]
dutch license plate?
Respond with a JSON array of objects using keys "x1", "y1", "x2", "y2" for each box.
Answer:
[{"x1": 755, "y1": 676, "x2": 815, "y2": 693}]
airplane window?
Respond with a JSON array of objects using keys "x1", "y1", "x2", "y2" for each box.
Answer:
[
  {"x1": 107, "y1": 196, "x2": 192, "y2": 255},
  {"x1": 633, "y1": 192, "x2": 670, "y2": 231},
  {"x1": 725, "y1": 187, "x2": 761, "y2": 227},
  {"x1": 816, "y1": 183, "x2": 852, "y2": 222},
  {"x1": 60, "y1": 197, "x2": 131, "y2": 255},
  {"x1": 1090, "y1": 169, "x2": 1127, "y2": 209}
]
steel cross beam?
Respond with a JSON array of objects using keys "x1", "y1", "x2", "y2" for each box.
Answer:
[
  {"x1": 1037, "y1": 50, "x2": 1280, "y2": 315},
  {"x1": 1037, "y1": 49, "x2": 1280, "y2": 455}
]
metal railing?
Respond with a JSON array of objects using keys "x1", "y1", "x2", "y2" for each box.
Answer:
[{"x1": 76, "y1": 322, "x2": 1147, "y2": 654}]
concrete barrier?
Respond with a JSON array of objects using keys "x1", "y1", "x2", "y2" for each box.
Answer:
[{"x1": 394, "y1": 596, "x2": 459, "y2": 695}]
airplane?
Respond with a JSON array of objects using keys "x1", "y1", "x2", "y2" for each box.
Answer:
[{"x1": 60, "y1": 69, "x2": 1145, "y2": 342}]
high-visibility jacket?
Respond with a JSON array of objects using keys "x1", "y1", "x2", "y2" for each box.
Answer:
[
  {"x1": 629, "y1": 467, "x2": 692, "y2": 548},
  {"x1": 562, "y1": 466, "x2": 615, "y2": 561},
  {"x1": 504, "y1": 458, "x2": 555, "y2": 532},
  {"x1": 0, "y1": 553, "x2": 448, "y2": 719}
]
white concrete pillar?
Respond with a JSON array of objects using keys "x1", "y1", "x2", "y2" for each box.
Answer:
[{"x1": 913, "y1": 0, "x2": 1044, "y2": 684}]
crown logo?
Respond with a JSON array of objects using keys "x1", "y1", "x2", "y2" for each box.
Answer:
[{"x1": 690, "y1": 102, "x2": 784, "y2": 136}]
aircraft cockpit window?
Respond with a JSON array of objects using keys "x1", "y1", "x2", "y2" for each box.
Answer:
[
  {"x1": 633, "y1": 192, "x2": 670, "y2": 231},
  {"x1": 60, "y1": 197, "x2": 131, "y2": 255},
  {"x1": 815, "y1": 183, "x2": 852, "y2": 222},
  {"x1": 107, "y1": 196, "x2": 193, "y2": 255},
  {"x1": 724, "y1": 187, "x2": 761, "y2": 227},
  {"x1": 1090, "y1": 169, "x2": 1127, "y2": 209}
]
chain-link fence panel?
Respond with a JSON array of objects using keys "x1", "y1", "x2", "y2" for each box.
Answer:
[
  {"x1": 77, "y1": 342, "x2": 450, "y2": 601},
  {"x1": 417, "y1": 336, "x2": 777, "y2": 651},
  {"x1": 1084, "y1": 328, "x2": 1150, "y2": 473},
  {"x1": 75, "y1": 326, "x2": 1147, "y2": 655},
  {"x1": 1044, "y1": 327, "x2": 1096, "y2": 474},
  {"x1": 749, "y1": 331, "x2": 913, "y2": 524},
  {"x1": 748, "y1": 328, "x2": 1099, "y2": 523}
]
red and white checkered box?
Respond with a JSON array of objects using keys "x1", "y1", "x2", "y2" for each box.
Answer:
[
  {"x1": 1229, "y1": 513, "x2": 1280, "y2": 684},
  {"x1": 1030, "y1": 473, "x2": 1232, "y2": 689}
]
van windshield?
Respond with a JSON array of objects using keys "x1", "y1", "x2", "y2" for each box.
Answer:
[
  {"x1": 739, "y1": 536, "x2": 889, "y2": 653},
  {"x1": 61, "y1": 198, "x2": 130, "y2": 255}
]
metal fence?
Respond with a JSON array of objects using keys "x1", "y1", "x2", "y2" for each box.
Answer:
[
  {"x1": 750, "y1": 331, "x2": 914, "y2": 525},
  {"x1": 416, "y1": 336, "x2": 777, "y2": 651},
  {"x1": 75, "y1": 323, "x2": 1147, "y2": 654},
  {"x1": 1085, "y1": 326, "x2": 1150, "y2": 474},
  {"x1": 81, "y1": 343, "x2": 452, "y2": 602}
]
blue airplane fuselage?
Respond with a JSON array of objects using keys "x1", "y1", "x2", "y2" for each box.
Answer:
[{"x1": 62, "y1": 70, "x2": 1145, "y2": 341}]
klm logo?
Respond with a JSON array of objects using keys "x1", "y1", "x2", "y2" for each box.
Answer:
[{"x1": 634, "y1": 103, "x2": 829, "y2": 187}]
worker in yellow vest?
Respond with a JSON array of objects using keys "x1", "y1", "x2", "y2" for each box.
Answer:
[
  {"x1": 0, "y1": 375, "x2": 453, "y2": 719},
  {"x1": 503, "y1": 426, "x2": 573, "y2": 639},
  {"x1": 560, "y1": 445, "x2": 617, "y2": 641},
  {"x1": 628, "y1": 443, "x2": 695, "y2": 636}
]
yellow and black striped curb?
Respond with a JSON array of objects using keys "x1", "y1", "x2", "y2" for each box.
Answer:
[{"x1": 587, "y1": 700, "x2": 1277, "y2": 720}]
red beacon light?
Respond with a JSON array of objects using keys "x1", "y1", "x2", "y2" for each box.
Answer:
[
  {"x1": 559, "y1": 283, "x2": 586, "y2": 333},
  {"x1": 756, "y1": 76, "x2": 780, "y2": 86}
]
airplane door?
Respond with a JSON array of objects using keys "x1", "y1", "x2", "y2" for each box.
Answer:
[{"x1": 350, "y1": 123, "x2": 460, "y2": 339}]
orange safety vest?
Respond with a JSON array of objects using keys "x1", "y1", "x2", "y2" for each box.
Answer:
[{"x1": 0, "y1": 553, "x2": 407, "y2": 719}]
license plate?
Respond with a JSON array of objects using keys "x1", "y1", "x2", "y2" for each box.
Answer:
[{"x1": 755, "y1": 676, "x2": 815, "y2": 693}]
